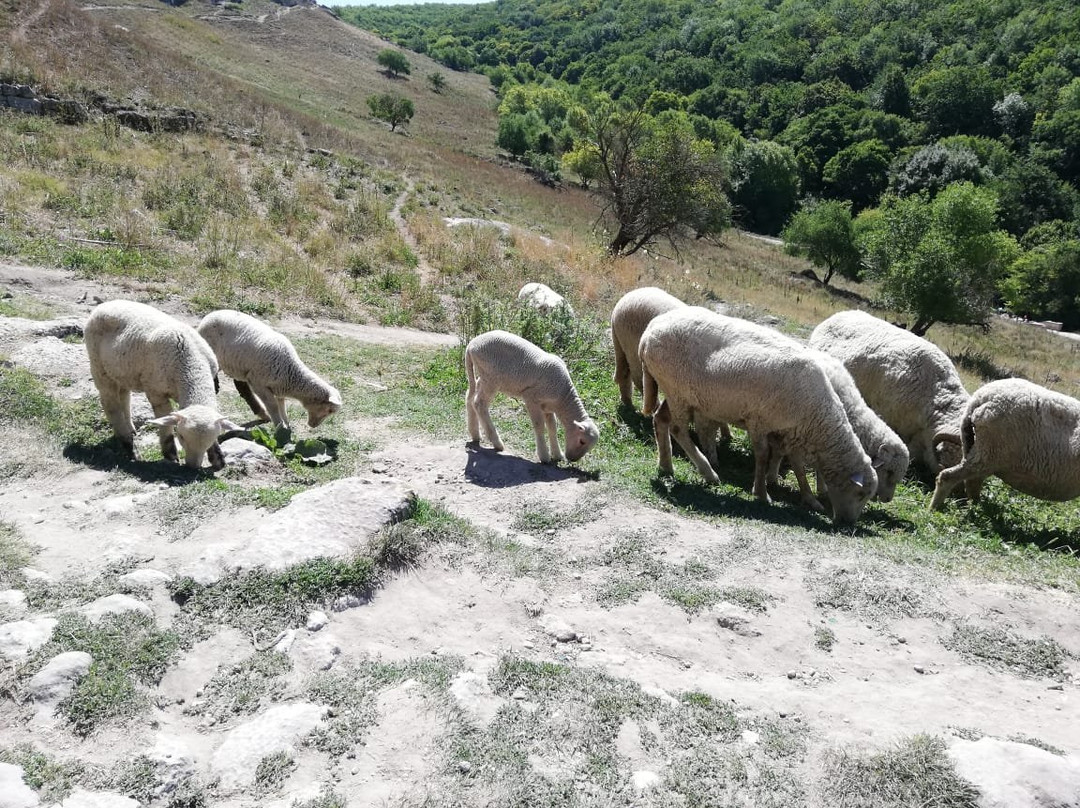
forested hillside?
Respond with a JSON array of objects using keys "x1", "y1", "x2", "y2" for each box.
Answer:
[{"x1": 338, "y1": 0, "x2": 1080, "y2": 332}]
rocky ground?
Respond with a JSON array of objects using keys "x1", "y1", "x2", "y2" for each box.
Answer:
[{"x1": 1, "y1": 262, "x2": 1080, "y2": 808}]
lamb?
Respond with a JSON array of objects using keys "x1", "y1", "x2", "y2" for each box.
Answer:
[
  {"x1": 808, "y1": 310, "x2": 969, "y2": 474},
  {"x1": 517, "y1": 282, "x2": 574, "y2": 316},
  {"x1": 639, "y1": 306, "x2": 877, "y2": 524},
  {"x1": 196, "y1": 310, "x2": 341, "y2": 430},
  {"x1": 610, "y1": 286, "x2": 687, "y2": 408},
  {"x1": 464, "y1": 329, "x2": 599, "y2": 464},
  {"x1": 931, "y1": 379, "x2": 1080, "y2": 509},
  {"x1": 84, "y1": 300, "x2": 240, "y2": 470}
]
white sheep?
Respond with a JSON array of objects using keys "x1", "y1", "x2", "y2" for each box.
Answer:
[
  {"x1": 84, "y1": 300, "x2": 240, "y2": 469},
  {"x1": 639, "y1": 306, "x2": 877, "y2": 524},
  {"x1": 808, "y1": 310, "x2": 969, "y2": 474},
  {"x1": 931, "y1": 378, "x2": 1080, "y2": 509},
  {"x1": 610, "y1": 286, "x2": 687, "y2": 408},
  {"x1": 197, "y1": 310, "x2": 341, "y2": 430},
  {"x1": 517, "y1": 282, "x2": 574, "y2": 316},
  {"x1": 465, "y1": 329, "x2": 599, "y2": 464}
]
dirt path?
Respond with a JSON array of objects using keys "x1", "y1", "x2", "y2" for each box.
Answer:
[{"x1": 389, "y1": 177, "x2": 440, "y2": 287}]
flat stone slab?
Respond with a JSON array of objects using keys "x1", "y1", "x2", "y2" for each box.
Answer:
[
  {"x1": 0, "y1": 617, "x2": 58, "y2": 660},
  {"x1": 79, "y1": 594, "x2": 152, "y2": 622},
  {"x1": 28, "y1": 650, "x2": 92, "y2": 704},
  {"x1": 210, "y1": 703, "x2": 328, "y2": 791},
  {"x1": 949, "y1": 737, "x2": 1080, "y2": 808},
  {"x1": 0, "y1": 760, "x2": 39, "y2": 808},
  {"x1": 185, "y1": 476, "x2": 415, "y2": 583},
  {"x1": 54, "y1": 789, "x2": 140, "y2": 808}
]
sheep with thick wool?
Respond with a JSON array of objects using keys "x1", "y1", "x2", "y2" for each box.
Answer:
[
  {"x1": 465, "y1": 330, "x2": 599, "y2": 464},
  {"x1": 931, "y1": 378, "x2": 1080, "y2": 509},
  {"x1": 639, "y1": 306, "x2": 877, "y2": 524},
  {"x1": 197, "y1": 310, "x2": 341, "y2": 430},
  {"x1": 517, "y1": 282, "x2": 573, "y2": 316},
  {"x1": 808, "y1": 310, "x2": 969, "y2": 474},
  {"x1": 84, "y1": 300, "x2": 240, "y2": 469},
  {"x1": 610, "y1": 286, "x2": 687, "y2": 408}
]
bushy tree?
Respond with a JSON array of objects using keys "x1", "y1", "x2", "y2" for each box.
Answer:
[
  {"x1": 858, "y1": 183, "x2": 1021, "y2": 335},
  {"x1": 427, "y1": 72, "x2": 447, "y2": 93},
  {"x1": 1001, "y1": 241, "x2": 1080, "y2": 329},
  {"x1": 728, "y1": 139, "x2": 800, "y2": 235},
  {"x1": 782, "y1": 200, "x2": 862, "y2": 285},
  {"x1": 892, "y1": 142, "x2": 987, "y2": 197},
  {"x1": 574, "y1": 103, "x2": 730, "y2": 255},
  {"x1": 367, "y1": 93, "x2": 414, "y2": 132},
  {"x1": 912, "y1": 66, "x2": 998, "y2": 137},
  {"x1": 822, "y1": 139, "x2": 891, "y2": 211},
  {"x1": 376, "y1": 49, "x2": 411, "y2": 78}
]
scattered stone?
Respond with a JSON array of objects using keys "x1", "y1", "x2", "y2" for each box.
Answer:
[
  {"x1": 144, "y1": 735, "x2": 199, "y2": 803},
  {"x1": 305, "y1": 611, "x2": 329, "y2": 632},
  {"x1": 631, "y1": 771, "x2": 661, "y2": 792},
  {"x1": 914, "y1": 665, "x2": 926, "y2": 674},
  {"x1": 0, "y1": 761, "x2": 39, "y2": 808},
  {"x1": 0, "y1": 617, "x2": 58, "y2": 660},
  {"x1": 538, "y1": 614, "x2": 577, "y2": 643},
  {"x1": 511, "y1": 687, "x2": 528, "y2": 700},
  {"x1": 741, "y1": 730, "x2": 760, "y2": 745},
  {"x1": 118, "y1": 569, "x2": 172, "y2": 588},
  {"x1": 19, "y1": 568, "x2": 54, "y2": 584},
  {"x1": 219, "y1": 438, "x2": 274, "y2": 466},
  {"x1": 449, "y1": 670, "x2": 507, "y2": 727},
  {"x1": 273, "y1": 630, "x2": 297, "y2": 653},
  {"x1": 523, "y1": 641, "x2": 535, "y2": 650},
  {"x1": 331, "y1": 594, "x2": 365, "y2": 612},
  {"x1": 1047, "y1": 684, "x2": 1065, "y2": 691},
  {"x1": 210, "y1": 703, "x2": 328, "y2": 791},
  {"x1": 458, "y1": 761, "x2": 472, "y2": 774},
  {"x1": 0, "y1": 589, "x2": 28, "y2": 615},
  {"x1": 80, "y1": 594, "x2": 152, "y2": 622},
  {"x1": 948, "y1": 737, "x2": 1080, "y2": 808},
  {"x1": 786, "y1": 670, "x2": 797, "y2": 680},
  {"x1": 289, "y1": 633, "x2": 341, "y2": 671},
  {"x1": 27, "y1": 651, "x2": 92, "y2": 704},
  {"x1": 55, "y1": 788, "x2": 140, "y2": 808}
]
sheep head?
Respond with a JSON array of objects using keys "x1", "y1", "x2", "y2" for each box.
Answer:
[
  {"x1": 306, "y1": 388, "x2": 342, "y2": 428},
  {"x1": 148, "y1": 405, "x2": 242, "y2": 469},
  {"x1": 564, "y1": 417, "x2": 600, "y2": 462}
]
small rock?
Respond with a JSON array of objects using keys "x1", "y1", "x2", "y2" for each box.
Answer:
[
  {"x1": 371, "y1": 465, "x2": 388, "y2": 474},
  {"x1": 555, "y1": 630, "x2": 578, "y2": 643},
  {"x1": 1047, "y1": 684, "x2": 1065, "y2": 691},
  {"x1": 741, "y1": 730, "x2": 760, "y2": 745},
  {"x1": 0, "y1": 617, "x2": 58, "y2": 660},
  {"x1": 523, "y1": 641, "x2": 535, "y2": 650},
  {"x1": 19, "y1": 568, "x2": 54, "y2": 584},
  {"x1": 631, "y1": 770, "x2": 661, "y2": 792},
  {"x1": 305, "y1": 611, "x2": 329, "y2": 632},
  {"x1": 219, "y1": 438, "x2": 274, "y2": 466},
  {"x1": 28, "y1": 650, "x2": 93, "y2": 704},
  {"x1": 331, "y1": 594, "x2": 364, "y2": 611},
  {"x1": 80, "y1": 593, "x2": 152, "y2": 622},
  {"x1": 0, "y1": 589, "x2": 28, "y2": 614},
  {"x1": 896, "y1": 636, "x2": 907, "y2": 644},
  {"x1": 55, "y1": 788, "x2": 140, "y2": 807},
  {"x1": 511, "y1": 687, "x2": 528, "y2": 700},
  {"x1": 458, "y1": 761, "x2": 472, "y2": 774},
  {"x1": 914, "y1": 665, "x2": 926, "y2": 674},
  {"x1": 786, "y1": 670, "x2": 798, "y2": 680},
  {"x1": 118, "y1": 569, "x2": 172, "y2": 588},
  {"x1": 0, "y1": 760, "x2": 39, "y2": 807}
]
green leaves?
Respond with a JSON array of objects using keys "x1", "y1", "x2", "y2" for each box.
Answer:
[{"x1": 249, "y1": 425, "x2": 333, "y2": 466}]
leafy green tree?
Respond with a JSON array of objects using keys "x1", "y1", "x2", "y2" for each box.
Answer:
[
  {"x1": 782, "y1": 200, "x2": 862, "y2": 285},
  {"x1": 822, "y1": 139, "x2": 891, "y2": 211},
  {"x1": 858, "y1": 183, "x2": 1021, "y2": 335},
  {"x1": 427, "y1": 72, "x2": 447, "y2": 94},
  {"x1": 560, "y1": 144, "x2": 603, "y2": 189},
  {"x1": 1001, "y1": 241, "x2": 1080, "y2": 329},
  {"x1": 992, "y1": 159, "x2": 1079, "y2": 239},
  {"x1": 892, "y1": 142, "x2": 987, "y2": 198},
  {"x1": 367, "y1": 93, "x2": 414, "y2": 132},
  {"x1": 575, "y1": 104, "x2": 730, "y2": 255},
  {"x1": 376, "y1": 49, "x2": 411, "y2": 78},
  {"x1": 727, "y1": 139, "x2": 800, "y2": 235},
  {"x1": 870, "y1": 64, "x2": 911, "y2": 117},
  {"x1": 912, "y1": 66, "x2": 998, "y2": 138}
]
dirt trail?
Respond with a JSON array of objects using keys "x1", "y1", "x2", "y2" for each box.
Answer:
[{"x1": 389, "y1": 177, "x2": 440, "y2": 287}]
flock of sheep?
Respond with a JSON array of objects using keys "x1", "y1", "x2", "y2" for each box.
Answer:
[
  {"x1": 469, "y1": 283, "x2": 1080, "y2": 527},
  {"x1": 81, "y1": 285, "x2": 1080, "y2": 530}
]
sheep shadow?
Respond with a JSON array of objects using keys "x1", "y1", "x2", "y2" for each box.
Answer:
[
  {"x1": 650, "y1": 474, "x2": 837, "y2": 531},
  {"x1": 964, "y1": 498, "x2": 1080, "y2": 555},
  {"x1": 62, "y1": 437, "x2": 219, "y2": 486},
  {"x1": 464, "y1": 443, "x2": 596, "y2": 488}
]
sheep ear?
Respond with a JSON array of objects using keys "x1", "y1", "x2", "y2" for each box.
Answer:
[
  {"x1": 871, "y1": 455, "x2": 886, "y2": 469},
  {"x1": 850, "y1": 471, "x2": 865, "y2": 488},
  {"x1": 216, "y1": 418, "x2": 244, "y2": 433},
  {"x1": 147, "y1": 414, "x2": 183, "y2": 428},
  {"x1": 329, "y1": 390, "x2": 343, "y2": 406}
]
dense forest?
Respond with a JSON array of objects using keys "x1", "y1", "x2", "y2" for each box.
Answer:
[{"x1": 337, "y1": 0, "x2": 1080, "y2": 332}]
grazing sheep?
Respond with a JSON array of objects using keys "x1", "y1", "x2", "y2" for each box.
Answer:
[
  {"x1": 84, "y1": 300, "x2": 240, "y2": 469},
  {"x1": 610, "y1": 286, "x2": 688, "y2": 408},
  {"x1": 465, "y1": 330, "x2": 599, "y2": 464},
  {"x1": 931, "y1": 379, "x2": 1080, "y2": 509},
  {"x1": 517, "y1": 282, "x2": 574, "y2": 316},
  {"x1": 809, "y1": 310, "x2": 969, "y2": 474},
  {"x1": 640, "y1": 306, "x2": 877, "y2": 524},
  {"x1": 197, "y1": 310, "x2": 341, "y2": 429}
]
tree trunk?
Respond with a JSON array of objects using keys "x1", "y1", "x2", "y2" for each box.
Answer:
[{"x1": 910, "y1": 317, "x2": 935, "y2": 337}]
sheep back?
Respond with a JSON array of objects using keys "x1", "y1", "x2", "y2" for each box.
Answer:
[
  {"x1": 809, "y1": 310, "x2": 968, "y2": 472},
  {"x1": 610, "y1": 287, "x2": 685, "y2": 406}
]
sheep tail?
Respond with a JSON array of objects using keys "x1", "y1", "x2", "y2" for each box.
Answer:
[
  {"x1": 464, "y1": 346, "x2": 476, "y2": 392},
  {"x1": 641, "y1": 366, "x2": 659, "y2": 416}
]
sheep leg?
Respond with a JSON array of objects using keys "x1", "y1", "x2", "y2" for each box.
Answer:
[
  {"x1": 544, "y1": 410, "x2": 564, "y2": 463},
  {"x1": 465, "y1": 384, "x2": 481, "y2": 444},
  {"x1": 251, "y1": 384, "x2": 287, "y2": 429},
  {"x1": 785, "y1": 447, "x2": 825, "y2": 512},
  {"x1": 666, "y1": 399, "x2": 720, "y2": 484},
  {"x1": 654, "y1": 399, "x2": 674, "y2": 476},
  {"x1": 750, "y1": 431, "x2": 773, "y2": 504},
  {"x1": 525, "y1": 401, "x2": 553, "y2": 464},
  {"x1": 471, "y1": 390, "x2": 503, "y2": 451},
  {"x1": 234, "y1": 379, "x2": 270, "y2": 422},
  {"x1": 695, "y1": 416, "x2": 724, "y2": 469},
  {"x1": 98, "y1": 384, "x2": 136, "y2": 459},
  {"x1": 613, "y1": 341, "x2": 634, "y2": 407},
  {"x1": 148, "y1": 396, "x2": 179, "y2": 464},
  {"x1": 931, "y1": 460, "x2": 981, "y2": 509},
  {"x1": 964, "y1": 477, "x2": 986, "y2": 501}
]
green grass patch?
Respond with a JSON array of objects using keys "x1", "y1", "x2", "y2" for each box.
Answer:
[
  {"x1": 0, "y1": 521, "x2": 34, "y2": 587},
  {"x1": 509, "y1": 496, "x2": 603, "y2": 535},
  {"x1": 183, "y1": 651, "x2": 292, "y2": 725},
  {"x1": 942, "y1": 622, "x2": 1071, "y2": 680},
  {"x1": 25, "y1": 612, "x2": 180, "y2": 737},
  {"x1": 0, "y1": 745, "x2": 84, "y2": 805},
  {"x1": 821, "y1": 734, "x2": 980, "y2": 808},
  {"x1": 815, "y1": 625, "x2": 838, "y2": 652},
  {"x1": 807, "y1": 562, "x2": 941, "y2": 621}
]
